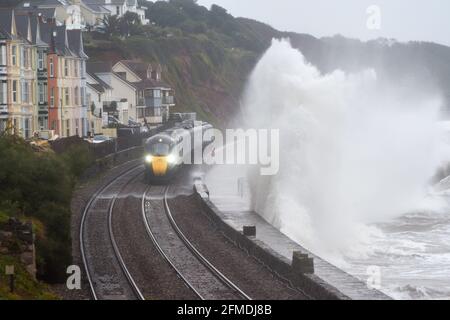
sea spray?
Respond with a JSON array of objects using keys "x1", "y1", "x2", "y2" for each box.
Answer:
[{"x1": 242, "y1": 39, "x2": 448, "y2": 263}]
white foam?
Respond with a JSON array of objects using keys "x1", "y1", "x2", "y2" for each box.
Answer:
[{"x1": 240, "y1": 39, "x2": 450, "y2": 290}]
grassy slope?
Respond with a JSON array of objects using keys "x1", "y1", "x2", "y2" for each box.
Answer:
[{"x1": 0, "y1": 255, "x2": 58, "y2": 300}]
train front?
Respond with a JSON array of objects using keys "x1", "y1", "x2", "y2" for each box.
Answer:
[{"x1": 143, "y1": 135, "x2": 180, "y2": 182}]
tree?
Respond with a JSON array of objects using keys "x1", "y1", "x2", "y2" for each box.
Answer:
[
  {"x1": 119, "y1": 12, "x2": 143, "y2": 37},
  {"x1": 101, "y1": 15, "x2": 120, "y2": 37}
]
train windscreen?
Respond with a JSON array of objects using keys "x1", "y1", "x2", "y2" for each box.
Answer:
[{"x1": 149, "y1": 143, "x2": 171, "y2": 156}]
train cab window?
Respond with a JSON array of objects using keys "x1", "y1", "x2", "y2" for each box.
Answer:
[{"x1": 149, "y1": 143, "x2": 171, "y2": 156}]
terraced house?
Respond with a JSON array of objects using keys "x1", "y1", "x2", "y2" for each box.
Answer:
[
  {"x1": 0, "y1": 29, "x2": 8, "y2": 133},
  {"x1": 0, "y1": 9, "x2": 34, "y2": 138},
  {"x1": 51, "y1": 25, "x2": 88, "y2": 137},
  {"x1": 0, "y1": 7, "x2": 88, "y2": 138},
  {"x1": 15, "y1": 12, "x2": 40, "y2": 135}
]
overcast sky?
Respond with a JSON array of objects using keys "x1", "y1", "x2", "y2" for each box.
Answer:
[{"x1": 196, "y1": 0, "x2": 450, "y2": 46}]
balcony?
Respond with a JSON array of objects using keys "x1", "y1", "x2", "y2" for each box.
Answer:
[
  {"x1": 138, "y1": 97, "x2": 162, "y2": 108},
  {"x1": 162, "y1": 96, "x2": 174, "y2": 105},
  {"x1": 103, "y1": 101, "x2": 118, "y2": 113},
  {"x1": 37, "y1": 70, "x2": 48, "y2": 79}
]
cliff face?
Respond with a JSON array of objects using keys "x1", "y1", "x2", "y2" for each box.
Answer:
[
  {"x1": 84, "y1": 27, "x2": 268, "y2": 127},
  {"x1": 85, "y1": 1, "x2": 450, "y2": 126}
]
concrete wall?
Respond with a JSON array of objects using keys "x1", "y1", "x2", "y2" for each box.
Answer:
[
  {"x1": 194, "y1": 183, "x2": 350, "y2": 300},
  {"x1": 80, "y1": 145, "x2": 143, "y2": 181}
]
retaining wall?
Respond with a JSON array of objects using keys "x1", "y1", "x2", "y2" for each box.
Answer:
[{"x1": 194, "y1": 182, "x2": 391, "y2": 300}]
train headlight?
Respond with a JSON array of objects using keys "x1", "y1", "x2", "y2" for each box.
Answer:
[
  {"x1": 167, "y1": 154, "x2": 177, "y2": 164},
  {"x1": 144, "y1": 155, "x2": 153, "y2": 163}
]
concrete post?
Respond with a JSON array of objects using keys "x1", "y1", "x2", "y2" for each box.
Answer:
[
  {"x1": 243, "y1": 225, "x2": 256, "y2": 237},
  {"x1": 292, "y1": 251, "x2": 314, "y2": 274}
]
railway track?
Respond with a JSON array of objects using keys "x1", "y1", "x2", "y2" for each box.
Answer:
[
  {"x1": 80, "y1": 165, "x2": 145, "y2": 300},
  {"x1": 141, "y1": 185, "x2": 251, "y2": 300},
  {"x1": 81, "y1": 164, "x2": 251, "y2": 300}
]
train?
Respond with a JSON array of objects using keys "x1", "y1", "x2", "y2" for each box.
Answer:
[{"x1": 143, "y1": 120, "x2": 213, "y2": 182}]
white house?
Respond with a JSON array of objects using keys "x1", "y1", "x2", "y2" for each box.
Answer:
[
  {"x1": 16, "y1": 0, "x2": 149, "y2": 30},
  {"x1": 87, "y1": 61, "x2": 136, "y2": 126},
  {"x1": 87, "y1": 60, "x2": 175, "y2": 126},
  {"x1": 82, "y1": 0, "x2": 149, "y2": 25},
  {"x1": 112, "y1": 60, "x2": 175, "y2": 124},
  {"x1": 17, "y1": 0, "x2": 85, "y2": 30}
]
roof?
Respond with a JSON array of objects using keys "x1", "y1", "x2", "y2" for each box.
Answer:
[
  {"x1": 67, "y1": 29, "x2": 88, "y2": 59},
  {"x1": 83, "y1": 0, "x2": 127, "y2": 5},
  {"x1": 15, "y1": 7, "x2": 56, "y2": 20},
  {"x1": 87, "y1": 82, "x2": 104, "y2": 93},
  {"x1": 87, "y1": 71, "x2": 112, "y2": 91},
  {"x1": 133, "y1": 78, "x2": 172, "y2": 90},
  {"x1": 29, "y1": 15, "x2": 48, "y2": 46},
  {"x1": 55, "y1": 25, "x2": 74, "y2": 56},
  {"x1": 0, "y1": 9, "x2": 14, "y2": 39},
  {"x1": 82, "y1": 2, "x2": 109, "y2": 13},
  {"x1": 39, "y1": 19, "x2": 55, "y2": 47},
  {"x1": 111, "y1": 71, "x2": 138, "y2": 88},
  {"x1": 0, "y1": 28, "x2": 8, "y2": 40},
  {"x1": 118, "y1": 60, "x2": 149, "y2": 80},
  {"x1": 17, "y1": 0, "x2": 69, "y2": 8},
  {"x1": 14, "y1": 13, "x2": 31, "y2": 43},
  {"x1": 87, "y1": 61, "x2": 112, "y2": 73}
]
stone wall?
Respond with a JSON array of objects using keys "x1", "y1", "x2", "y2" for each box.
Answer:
[{"x1": 0, "y1": 218, "x2": 36, "y2": 278}]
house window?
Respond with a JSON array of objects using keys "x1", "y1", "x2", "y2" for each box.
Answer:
[
  {"x1": 80, "y1": 87, "x2": 85, "y2": 106},
  {"x1": 49, "y1": 57, "x2": 54, "y2": 77},
  {"x1": 64, "y1": 60, "x2": 69, "y2": 77},
  {"x1": 50, "y1": 87, "x2": 55, "y2": 107},
  {"x1": 51, "y1": 120, "x2": 57, "y2": 130},
  {"x1": 23, "y1": 48, "x2": 29, "y2": 69},
  {"x1": 38, "y1": 83, "x2": 46, "y2": 103},
  {"x1": 75, "y1": 119, "x2": 79, "y2": 136},
  {"x1": 11, "y1": 46, "x2": 17, "y2": 66},
  {"x1": 39, "y1": 117, "x2": 46, "y2": 130},
  {"x1": 74, "y1": 60, "x2": 78, "y2": 77},
  {"x1": 12, "y1": 80, "x2": 17, "y2": 103},
  {"x1": 22, "y1": 82, "x2": 29, "y2": 103},
  {"x1": 64, "y1": 88, "x2": 70, "y2": 106},
  {"x1": 80, "y1": 61, "x2": 84, "y2": 77},
  {"x1": 38, "y1": 51, "x2": 44, "y2": 70},
  {"x1": 144, "y1": 89, "x2": 153, "y2": 97},
  {"x1": 24, "y1": 118, "x2": 30, "y2": 138},
  {"x1": 0, "y1": 45, "x2": 5, "y2": 65},
  {"x1": 0, "y1": 82, "x2": 6, "y2": 104},
  {"x1": 66, "y1": 119, "x2": 70, "y2": 137},
  {"x1": 74, "y1": 87, "x2": 79, "y2": 105},
  {"x1": 153, "y1": 89, "x2": 161, "y2": 98},
  {"x1": 116, "y1": 6, "x2": 120, "y2": 15}
]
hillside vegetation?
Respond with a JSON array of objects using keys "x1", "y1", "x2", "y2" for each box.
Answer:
[
  {"x1": 0, "y1": 135, "x2": 93, "y2": 284},
  {"x1": 85, "y1": 0, "x2": 280, "y2": 126},
  {"x1": 86, "y1": 0, "x2": 450, "y2": 125}
]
